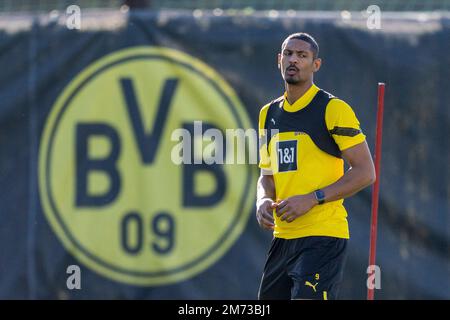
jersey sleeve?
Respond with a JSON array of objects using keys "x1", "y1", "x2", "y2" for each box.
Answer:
[
  {"x1": 258, "y1": 104, "x2": 272, "y2": 172},
  {"x1": 325, "y1": 99, "x2": 366, "y2": 151}
]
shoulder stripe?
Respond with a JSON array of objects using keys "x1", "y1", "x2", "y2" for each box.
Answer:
[{"x1": 329, "y1": 126, "x2": 361, "y2": 137}]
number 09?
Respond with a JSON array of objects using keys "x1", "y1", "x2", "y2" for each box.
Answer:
[{"x1": 121, "y1": 212, "x2": 175, "y2": 255}]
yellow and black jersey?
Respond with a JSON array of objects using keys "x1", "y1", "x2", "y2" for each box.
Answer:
[{"x1": 258, "y1": 84, "x2": 366, "y2": 239}]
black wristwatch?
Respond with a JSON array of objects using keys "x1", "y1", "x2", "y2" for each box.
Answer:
[{"x1": 314, "y1": 189, "x2": 326, "y2": 205}]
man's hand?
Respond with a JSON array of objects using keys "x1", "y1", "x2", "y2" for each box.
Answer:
[
  {"x1": 274, "y1": 194, "x2": 317, "y2": 223},
  {"x1": 256, "y1": 198, "x2": 276, "y2": 230}
]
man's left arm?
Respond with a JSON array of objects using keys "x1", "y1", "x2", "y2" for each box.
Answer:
[
  {"x1": 320, "y1": 141, "x2": 375, "y2": 202},
  {"x1": 276, "y1": 141, "x2": 375, "y2": 222}
]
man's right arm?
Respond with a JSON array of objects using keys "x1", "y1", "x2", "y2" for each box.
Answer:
[
  {"x1": 256, "y1": 172, "x2": 276, "y2": 230},
  {"x1": 256, "y1": 104, "x2": 276, "y2": 230}
]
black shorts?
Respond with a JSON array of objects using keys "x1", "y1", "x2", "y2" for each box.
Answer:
[{"x1": 258, "y1": 236, "x2": 348, "y2": 300}]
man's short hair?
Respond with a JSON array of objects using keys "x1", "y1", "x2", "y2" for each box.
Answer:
[{"x1": 281, "y1": 33, "x2": 319, "y2": 59}]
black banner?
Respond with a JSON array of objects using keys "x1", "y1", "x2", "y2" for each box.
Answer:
[{"x1": 0, "y1": 10, "x2": 448, "y2": 299}]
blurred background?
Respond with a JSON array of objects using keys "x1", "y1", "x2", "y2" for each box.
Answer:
[{"x1": 0, "y1": 0, "x2": 449, "y2": 299}]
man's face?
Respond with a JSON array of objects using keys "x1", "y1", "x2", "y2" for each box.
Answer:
[{"x1": 278, "y1": 38, "x2": 321, "y2": 85}]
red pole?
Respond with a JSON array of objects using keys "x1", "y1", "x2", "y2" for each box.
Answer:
[{"x1": 367, "y1": 82, "x2": 385, "y2": 300}]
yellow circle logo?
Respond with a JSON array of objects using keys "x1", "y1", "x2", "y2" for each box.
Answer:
[{"x1": 39, "y1": 46, "x2": 256, "y2": 285}]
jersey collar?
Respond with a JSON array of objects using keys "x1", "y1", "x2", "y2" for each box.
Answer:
[{"x1": 283, "y1": 84, "x2": 320, "y2": 112}]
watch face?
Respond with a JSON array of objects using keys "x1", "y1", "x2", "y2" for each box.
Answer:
[
  {"x1": 315, "y1": 190, "x2": 325, "y2": 203},
  {"x1": 319, "y1": 190, "x2": 325, "y2": 199}
]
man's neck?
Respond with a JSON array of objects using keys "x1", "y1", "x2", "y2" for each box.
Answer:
[{"x1": 285, "y1": 80, "x2": 314, "y2": 105}]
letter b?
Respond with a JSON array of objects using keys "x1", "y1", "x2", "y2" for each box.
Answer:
[{"x1": 76, "y1": 123, "x2": 121, "y2": 207}]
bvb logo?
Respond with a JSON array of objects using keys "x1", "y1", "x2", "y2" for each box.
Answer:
[{"x1": 39, "y1": 47, "x2": 256, "y2": 285}]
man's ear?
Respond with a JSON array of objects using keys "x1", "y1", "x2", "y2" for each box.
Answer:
[
  {"x1": 313, "y1": 58, "x2": 322, "y2": 72},
  {"x1": 277, "y1": 53, "x2": 281, "y2": 69}
]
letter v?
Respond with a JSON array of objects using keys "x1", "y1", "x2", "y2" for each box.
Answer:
[{"x1": 120, "y1": 77, "x2": 179, "y2": 164}]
